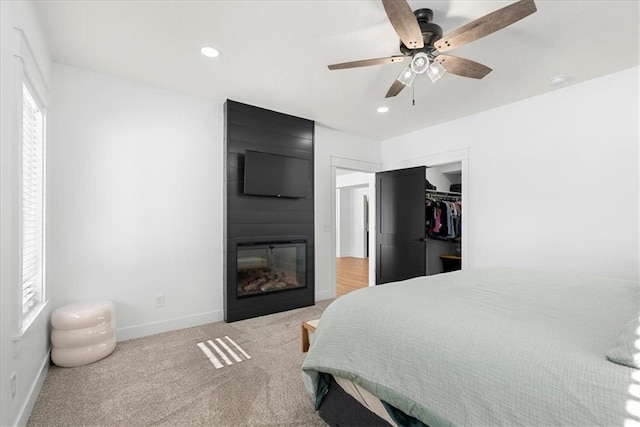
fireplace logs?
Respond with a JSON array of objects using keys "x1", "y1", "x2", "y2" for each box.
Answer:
[{"x1": 238, "y1": 268, "x2": 300, "y2": 295}]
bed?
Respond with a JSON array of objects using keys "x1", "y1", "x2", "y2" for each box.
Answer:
[{"x1": 302, "y1": 267, "x2": 640, "y2": 426}]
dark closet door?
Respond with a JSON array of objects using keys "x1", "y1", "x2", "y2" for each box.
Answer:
[{"x1": 376, "y1": 166, "x2": 426, "y2": 285}]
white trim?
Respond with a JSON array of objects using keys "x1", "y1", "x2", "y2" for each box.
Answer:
[
  {"x1": 116, "y1": 310, "x2": 223, "y2": 342},
  {"x1": 15, "y1": 350, "x2": 50, "y2": 427},
  {"x1": 330, "y1": 156, "x2": 381, "y2": 173},
  {"x1": 12, "y1": 52, "x2": 24, "y2": 333},
  {"x1": 14, "y1": 28, "x2": 50, "y2": 106},
  {"x1": 399, "y1": 147, "x2": 469, "y2": 168},
  {"x1": 330, "y1": 167, "x2": 338, "y2": 298},
  {"x1": 14, "y1": 301, "x2": 48, "y2": 340},
  {"x1": 13, "y1": 26, "x2": 50, "y2": 335},
  {"x1": 335, "y1": 188, "x2": 341, "y2": 258}
]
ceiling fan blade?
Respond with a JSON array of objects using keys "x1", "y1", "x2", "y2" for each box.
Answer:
[
  {"x1": 385, "y1": 80, "x2": 406, "y2": 98},
  {"x1": 381, "y1": 0, "x2": 424, "y2": 50},
  {"x1": 328, "y1": 56, "x2": 405, "y2": 70},
  {"x1": 435, "y1": 55, "x2": 492, "y2": 79},
  {"x1": 435, "y1": 0, "x2": 537, "y2": 53}
]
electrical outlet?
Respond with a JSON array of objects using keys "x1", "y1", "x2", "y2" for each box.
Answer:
[
  {"x1": 10, "y1": 372, "x2": 16, "y2": 399},
  {"x1": 154, "y1": 294, "x2": 165, "y2": 308}
]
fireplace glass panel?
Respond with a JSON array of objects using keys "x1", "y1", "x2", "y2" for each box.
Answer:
[{"x1": 237, "y1": 241, "x2": 306, "y2": 297}]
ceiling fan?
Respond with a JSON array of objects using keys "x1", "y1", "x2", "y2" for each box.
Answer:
[{"x1": 328, "y1": 0, "x2": 537, "y2": 98}]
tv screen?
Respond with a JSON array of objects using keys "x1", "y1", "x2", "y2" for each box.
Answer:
[{"x1": 243, "y1": 150, "x2": 311, "y2": 198}]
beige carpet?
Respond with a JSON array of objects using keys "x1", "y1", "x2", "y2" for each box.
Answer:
[{"x1": 29, "y1": 301, "x2": 332, "y2": 426}]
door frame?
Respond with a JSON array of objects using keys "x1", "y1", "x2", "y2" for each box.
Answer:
[
  {"x1": 399, "y1": 147, "x2": 470, "y2": 270},
  {"x1": 330, "y1": 156, "x2": 382, "y2": 298}
]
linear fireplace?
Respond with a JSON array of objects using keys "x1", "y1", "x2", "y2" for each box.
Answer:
[
  {"x1": 237, "y1": 241, "x2": 306, "y2": 297},
  {"x1": 224, "y1": 235, "x2": 314, "y2": 322}
]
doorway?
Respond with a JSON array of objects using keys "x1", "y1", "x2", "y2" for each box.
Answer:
[
  {"x1": 335, "y1": 168, "x2": 375, "y2": 296},
  {"x1": 425, "y1": 161, "x2": 462, "y2": 276},
  {"x1": 397, "y1": 147, "x2": 470, "y2": 271}
]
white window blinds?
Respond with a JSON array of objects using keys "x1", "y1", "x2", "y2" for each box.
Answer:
[{"x1": 22, "y1": 83, "x2": 45, "y2": 316}]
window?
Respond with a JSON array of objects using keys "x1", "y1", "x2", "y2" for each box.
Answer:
[{"x1": 21, "y1": 83, "x2": 45, "y2": 320}]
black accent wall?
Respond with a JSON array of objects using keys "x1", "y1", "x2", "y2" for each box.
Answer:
[{"x1": 224, "y1": 100, "x2": 315, "y2": 322}]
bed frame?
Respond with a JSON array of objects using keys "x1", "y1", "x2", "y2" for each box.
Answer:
[{"x1": 318, "y1": 376, "x2": 391, "y2": 427}]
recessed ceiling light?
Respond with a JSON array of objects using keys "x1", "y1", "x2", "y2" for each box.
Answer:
[
  {"x1": 377, "y1": 106, "x2": 389, "y2": 113},
  {"x1": 550, "y1": 75, "x2": 567, "y2": 86},
  {"x1": 201, "y1": 46, "x2": 220, "y2": 58}
]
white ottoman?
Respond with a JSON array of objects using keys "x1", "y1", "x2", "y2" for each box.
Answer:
[{"x1": 51, "y1": 300, "x2": 116, "y2": 368}]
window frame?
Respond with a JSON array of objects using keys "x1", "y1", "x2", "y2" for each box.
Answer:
[
  {"x1": 19, "y1": 79, "x2": 47, "y2": 333},
  {"x1": 14, "y1": 28, "x2": 50, "y2": 336}
]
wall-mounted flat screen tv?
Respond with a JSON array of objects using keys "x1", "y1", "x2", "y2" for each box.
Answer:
[{"x1": 243, "y1": 150, "x2": 311, "y2": 198}]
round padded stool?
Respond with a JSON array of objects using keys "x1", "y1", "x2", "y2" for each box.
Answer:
[{"x1": 51, "y1": 300, "x2": 116, "y2": 368}]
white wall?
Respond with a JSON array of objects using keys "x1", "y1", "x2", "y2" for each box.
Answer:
[
  {"x1": 48, "y1": 64, "x2": 224, "y2": 341},
  {"x1": 336, "y1": 172, "x2": 375, "y2": 258},
  {"x1": 426, "y1": 163, "x2": 461, "y2": 192},
  {"x1": 349, "y1": 187, "x2": 369, "y2": 258},
  {"x1": 336, "y1": 171, "x2": 374, "y2": 188},
  {"x1": 337, "y1": 187, "x2": 368, "y2": 258},
  {"x1": 338, "y1": 189, "x2": 352, "y2": 256},
  {"x1": 382, "y1": 67, "x2": 639, "y2": 281},
  {"x1": 47, "y1": 64, "x2": 380, "y2": 338},
  {"x1": 1, "y1": 2, "x2": 52, "y2": 426}
]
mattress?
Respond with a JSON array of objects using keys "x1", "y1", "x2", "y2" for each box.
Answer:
[{"x1": 302, "y1": 267, "x2": 640, "y2": 426}]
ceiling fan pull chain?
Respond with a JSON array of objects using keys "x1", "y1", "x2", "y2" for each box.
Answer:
[{"x1": 412, "y1": 85, "x2": 415, "y2": 106}]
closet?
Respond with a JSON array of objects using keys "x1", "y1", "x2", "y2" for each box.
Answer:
[
  {"x1": 375, "y1": 164, "x2": 462, "y2": 285},
  {"x1": 425, "y1": 190, "x2": 461, "y2": 275},
  {"x1": 425, "y1": 163, "x2": 462, "y2": 275}
]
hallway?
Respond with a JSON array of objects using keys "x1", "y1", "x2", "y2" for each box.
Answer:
[{"x1": 336, "y1": 257, "x2": 369, "y2": 296}]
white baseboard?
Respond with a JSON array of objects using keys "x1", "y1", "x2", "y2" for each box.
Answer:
[
  {"x1": 116, "y1": 310, "x2": 224, "y2": 342},
  {"x1": 315, "y1": 289, "x2": 335, "y2": 302},
  {"x1": 16, "y1": 349, "x2": 50, "y2": 427}
]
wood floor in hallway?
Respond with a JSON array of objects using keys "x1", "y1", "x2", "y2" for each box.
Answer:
[{"x1": 336, "y1": 256, "x2": 369, "y2": 296}]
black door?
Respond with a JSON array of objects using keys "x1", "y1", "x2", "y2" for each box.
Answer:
[{"x1": 376, "y1": 166, "x2": 426, "y2": 285}]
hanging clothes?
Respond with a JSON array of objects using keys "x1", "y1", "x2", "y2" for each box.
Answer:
[{"x1": 426, "y1": 194, "x2": 461, "y2": 240}]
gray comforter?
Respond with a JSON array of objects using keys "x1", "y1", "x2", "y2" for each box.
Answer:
[{"x1": 302, "y1": 268, "x2": 639, "y2": 426}]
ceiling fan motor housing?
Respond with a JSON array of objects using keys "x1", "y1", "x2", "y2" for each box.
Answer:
[{"x1": 399, "y1": 8, "x2": 443, "y2": 56}]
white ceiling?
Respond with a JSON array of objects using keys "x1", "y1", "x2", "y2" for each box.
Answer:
[{"x1": 35, "y1": 0, "x2": 639, "y2": 140}]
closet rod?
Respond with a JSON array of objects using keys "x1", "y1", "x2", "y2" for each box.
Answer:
[{"x1": 426, "y1": 190, "x2": 461, "y2": 197}]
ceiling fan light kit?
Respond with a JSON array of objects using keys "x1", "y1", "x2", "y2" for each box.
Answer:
[
  {"x1": 427, "y1": 61, "x2": 446, "y2": 83},
  {"x1": 397, "y1": 67, "x2": 417, "y2": 86},
  {"x1": 396, "y1": 52, "x2": 446, "y2": 88},
  {"x1": 327, "y1": 0, "x2": 537, "y2": 98},
  {"x1": 410, "y1": 52, "x2": 430, "y2": 74}
]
